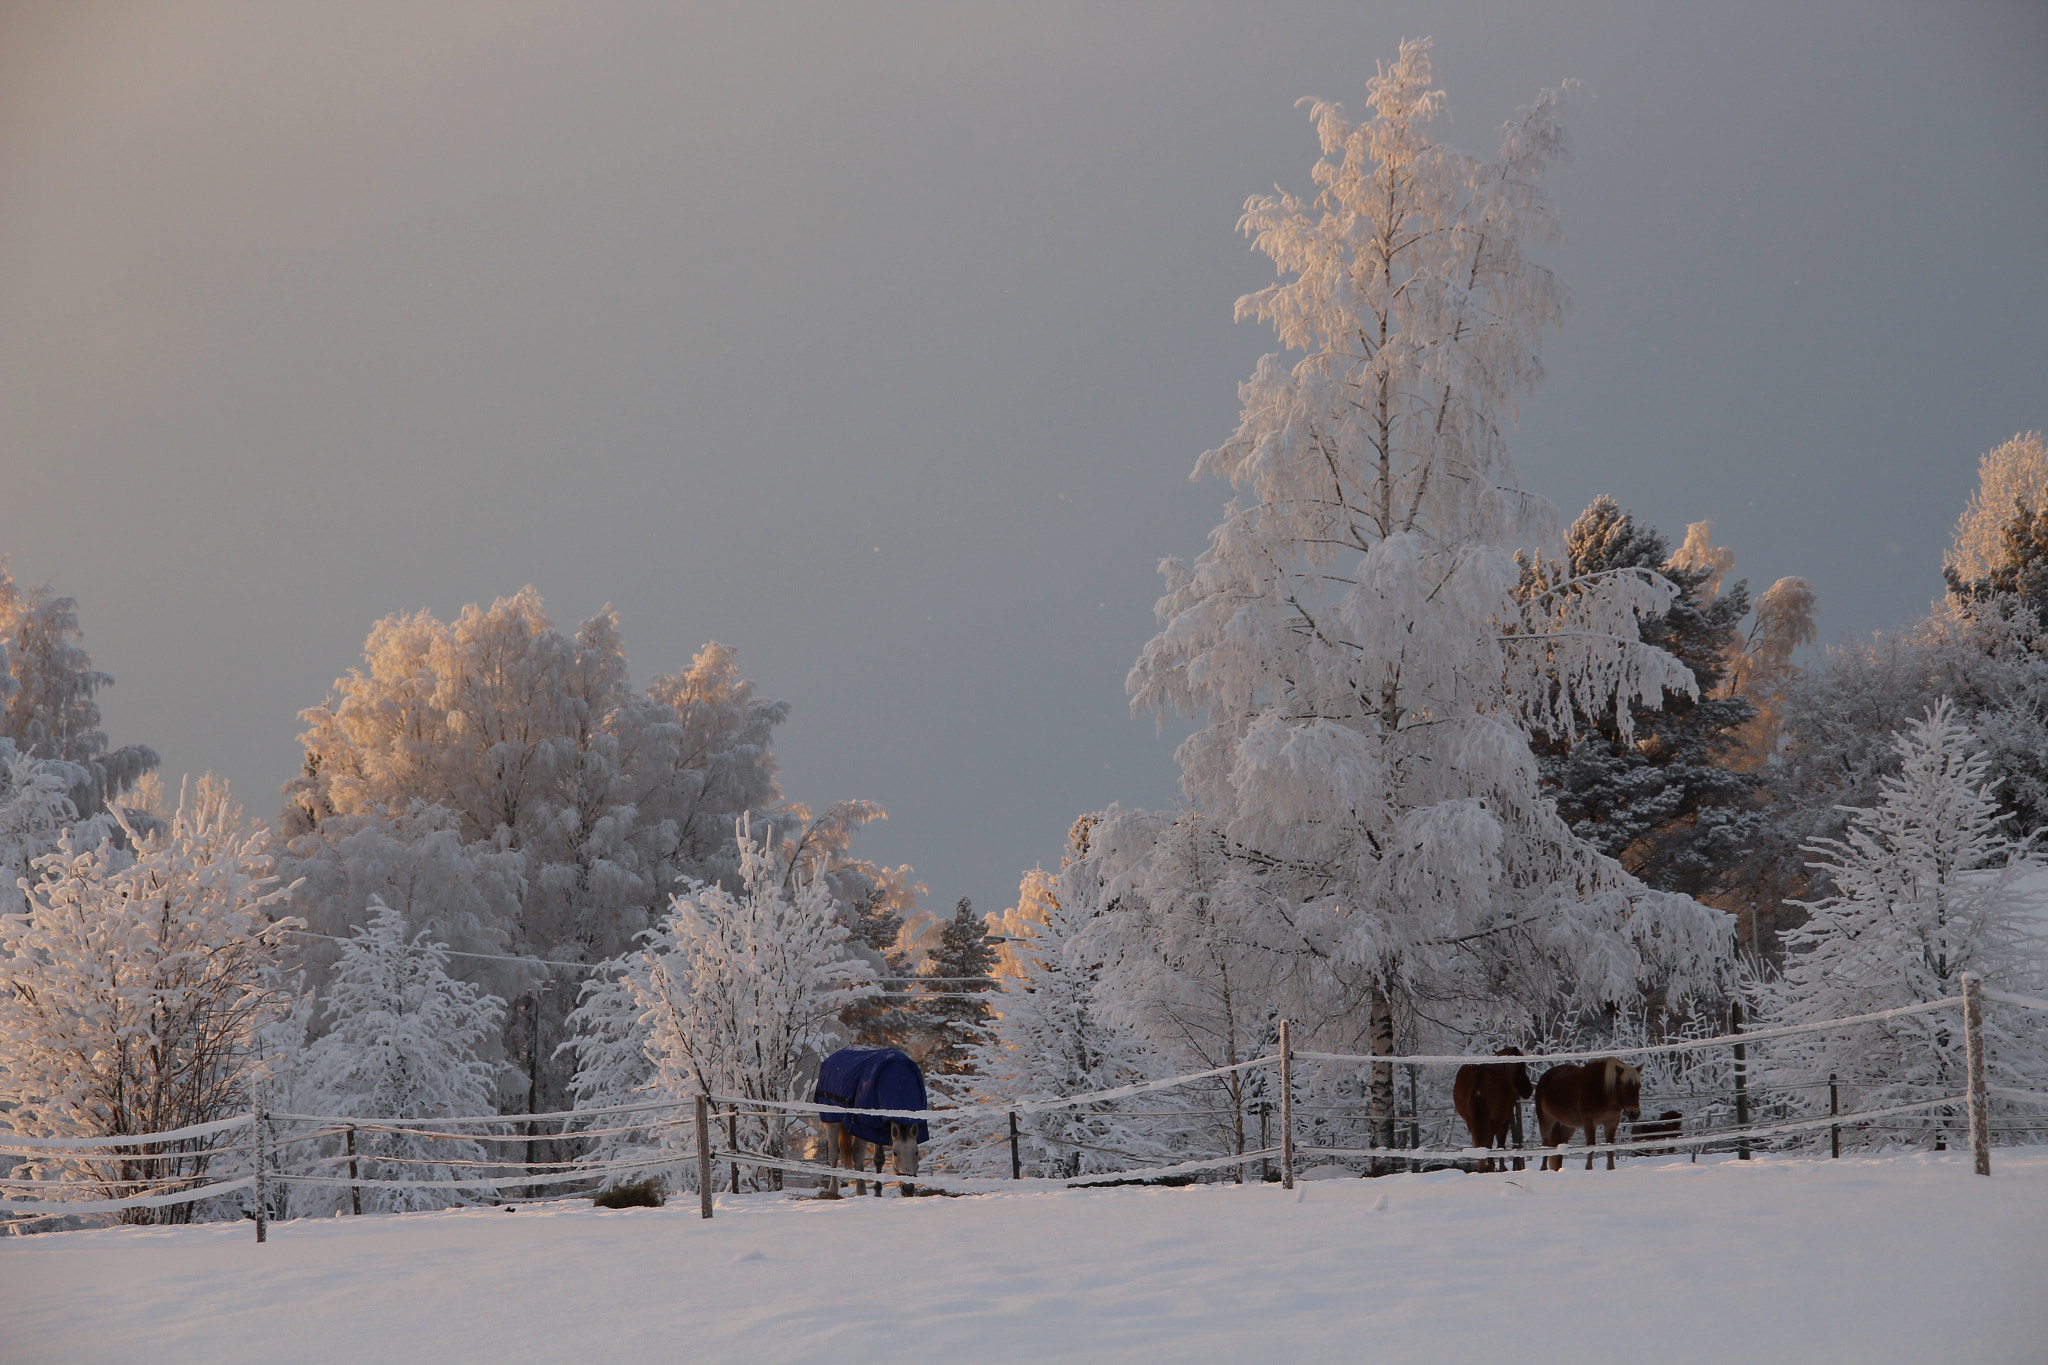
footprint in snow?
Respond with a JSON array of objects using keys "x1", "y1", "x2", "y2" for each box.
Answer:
[{"x1": 733, "y1": 1250, "x2": 767, "y2": 1263}]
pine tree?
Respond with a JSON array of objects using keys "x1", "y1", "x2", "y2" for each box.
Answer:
[
  {"x1": 0, "y1": 782, "x2": 298, "y2": 1221},
  {"x1": 917, "y1": 897, "x2": 998, "y2": 1076},
  {"x1": 1524, "y1": 498, "x2": 1762, "y2": 898},
  {"x1": 300, "y1": 898, "x2": 507, "y2": 1212},
  {"x1": 1762, "y1": 700, "x2": 2048, "y2": 1145}
]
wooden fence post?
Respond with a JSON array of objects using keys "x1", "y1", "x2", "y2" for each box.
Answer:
[
  {"x1": 727, "y1": 1110, "x2": 740, "y2": 1194},
  {"x1": 1829, "y1": 1074, "x2": 1839, "y2": 1159},
  {"x1": 695, "y1": 1095, "x2": 714, "y2": 1219},
  {"x1": 1731, "y1": 999, "x2": 1751, "y2": 1161},
  {"x1": 252, "y1": 1106, "x2": 268, "y2": 1244},
  {"x1": 1279, "y1": 1019, "x2": 1295, "y2": 1191},
  {"x1": 346, "y1": 1124, "x2": 362, "y2": 1216},
  {"x1": 1008, "y1": 1112, "x2": 1021, "y2": 1180},
  {"x1": 1963, "y1": 973, "x2": 1991, "y2": 1177}
]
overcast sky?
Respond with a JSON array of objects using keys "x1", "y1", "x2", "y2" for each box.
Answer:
[{"x1": 4, "y1": 2, "x2": 2045, "y2": 920}]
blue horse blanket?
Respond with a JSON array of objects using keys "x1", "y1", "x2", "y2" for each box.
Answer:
[{"x1": 813, "y1": 1048, "x2": 929, "y2": 1146}]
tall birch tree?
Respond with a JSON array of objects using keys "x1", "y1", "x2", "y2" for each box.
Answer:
[{"x1": 1119, "y1": 39, "x2": 1729, "y2": 1143}]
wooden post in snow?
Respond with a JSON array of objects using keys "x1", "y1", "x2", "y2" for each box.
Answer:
[
  {"x1": 1963, "y1": 973, "x2": 1991, "y2": 1177},
  {"x1": 1008, "y1": 1112, "x2": 1021, "y2": 1180},
  {"x1": 1829, "y1": 1074, "x2": 1839, "y2": 1160},
  {"x1": 1279, "y1": 1019, "x2": 1295, "y2": 1191},
  {"x1": 1731, "y1": 999, "x2": 1751, "y2": 1161},
  {"x1": 727, "y1": 1110, "x2": 740, "y2": 1194},
  {"x1": 695, "y1": 1095, "x2": 714, "y2": 1219},
  {"x1": 346, "y1": 1124, "x2": 362, "y2": 1216},
  {"x1": 252, "y1": 1105, "x2": 268, "y2": 1244}
]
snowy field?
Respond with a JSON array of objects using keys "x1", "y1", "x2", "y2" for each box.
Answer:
[{"x1": 7, "y1": 1151, "x2": 2047, "y2": 1364}]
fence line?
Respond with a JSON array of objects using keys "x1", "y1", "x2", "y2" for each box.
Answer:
[
  {"x1": 1297, "y1": 1096, "x2": 1962, "y2": 1164},
  {"x1": 0, "y1": 1113, "x2": 254, "y2": 1151},
  {"x1": 6, "y1": 981, "x2": 2040, "y2": 1230}
]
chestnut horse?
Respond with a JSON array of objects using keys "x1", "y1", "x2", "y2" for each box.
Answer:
[
  {"x1": 1453, "y1": 1047, "x2": 1533, "y2": 1172},
  {"x1": 1534, "y1": 1058, "x2": 1642, "y2": 1171}
]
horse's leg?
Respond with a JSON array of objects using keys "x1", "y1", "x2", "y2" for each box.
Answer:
[
  {"x1": 1584, "y1": 1123, "x2": 1596, "y2": 1172},
  {"x1": 1540, "y1": 1119, "x2": 1563, "y2": 1172},
  {"x1": 872, "y1": 1141, "x2": 885, "y2": 1197},
  {"x1": 1604, "y1": 1119, "x2": 1617, "y2": 1171},
  {"x1": 821, "y1": 1123, "x2": 838, "y2": 1198}
]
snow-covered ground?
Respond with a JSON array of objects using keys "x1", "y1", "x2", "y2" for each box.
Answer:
[{"x1": 7, "y1": 1151, "x2": 2046, "y2": 1364}]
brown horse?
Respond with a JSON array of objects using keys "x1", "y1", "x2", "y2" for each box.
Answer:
[
  {"x1": 1535, "y1": 1058, "x2": 1642, "y2": 1171},
  {"x1": 1631, "y1": 1109, "x2": 1683, "y2": 1155},
  {"x1": 1453, "y1": 1047, "x2": 1533, "y2": 1172}
]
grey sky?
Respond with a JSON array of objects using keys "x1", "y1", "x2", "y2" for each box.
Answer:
[{"x1": 4, "y1": 2, "x2": 2044, "y2": 922}]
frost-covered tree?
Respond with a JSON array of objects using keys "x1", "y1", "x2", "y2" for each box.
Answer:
[
  {"x1": 299, "y1": 898, "x2": 506, "y2": 1212},
  {"x1": 1074, "y1": 810, "x2": 1304, "y2": 1167},
  {"x1": 916, "y1": 897, "x2": 999, "y2": 1076},
  {"x1": 276, "y1": 800, "x2": 526, "y2": 1092},
  {"x1": 280, "y1": 591, "x2": 863, "y2": 1115},
  {"x1": 1944, "y1": 432, "x2": 2048, "y2": 593},
  {"x1": 596, "y1": 816, "x2": 874, "y2": 1186},
  {"x1": 0, "y1": 742, "x2": 74, "y2": 917},
  {"x1": 1761, "y1": 701, "x2": 2048, "y2": 1144},
  {"x1": 0, "y1": 566, "x2": 159, "y2": 819},
  {"x1": 1525, "y1": 499, "x2": 1761, "y2": 898},
  {"x1": 965, "y1": 831, "x2": 1172, "y2": 1179},
  {"x1": 0, "y1": 782, "x2": 298, "y2": 1221},
  {"x1": 1118, "y1": 39, "x2": 1729, "y2": 1136}
]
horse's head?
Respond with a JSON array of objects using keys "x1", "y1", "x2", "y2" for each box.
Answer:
[
  {"x1": 1604, "y1": 1060, "x2": 1643, "y2": 1121},
  {"x1": 1496, "y1": 1046, "x2": 1534, "y2": 1099},
  {"x1": 888, "y1": 1121, "x2": 921, "y2": 1178}
]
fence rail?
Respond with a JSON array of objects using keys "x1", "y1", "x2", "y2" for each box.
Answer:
[{"x1": 6, "y1": 978, "x2": 2043, "y2": 1232}]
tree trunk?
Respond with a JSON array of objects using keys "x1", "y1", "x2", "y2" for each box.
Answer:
[{"x1": 1369, "y1": 986, "x2": 1395, "y2": 1175}]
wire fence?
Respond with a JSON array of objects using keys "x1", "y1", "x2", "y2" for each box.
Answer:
[{"x1": 5, "y1": 976, "x2": 2043, "y2": 1234}]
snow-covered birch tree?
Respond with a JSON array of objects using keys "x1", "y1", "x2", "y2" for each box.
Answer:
[
  {"x1": 0, "y1": 782, "x2": 299, "y2": 1221},
  {"x1": 1762, "y1": 701, "x2": 2048, "y2": 1145},
  {"x1": 299, "y1": 897, "x2": 506, "y2": 1212},
  {"x1": 1118, "y1": 39, "x2": 1729, "y2": 1141},
  {"x1": 603, "y1": 816, "x2": 875, "y2": 1185}
]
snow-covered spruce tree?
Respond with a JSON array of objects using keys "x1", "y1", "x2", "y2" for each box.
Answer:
[
  {"x1": 277, "y1": 800, "x2": 525, "y2": 1069},
  {"x1": 608, "y1": 816, "x2": 874, "y2": 1188},
  {"x1": 916, "y1": 897, "x2": 999, "y2": 1077},
  {"x1": 964, "y1": 829, "x2": 1173, "y2": 1179},
  {"x1": 1523, "y1": 499, "x2": 1762, "y2": 901},
  {"x1": 0, "y1": 566, "x2": 159, "y2": 820},
  {"x1": 299, "y1": 897, "x2": 506, "y2": 1212},
  {"x1": 0, "y1": 782, "x2": 299, "y2": 1222},
  {"x1": 1761, "y1": 700, "x2": 2048, "y2": 1146},
  {"x1": 1118, "y1": 39, "x2": 1730, "y2": 1142}
]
